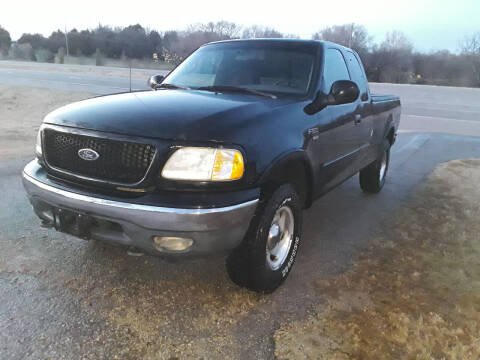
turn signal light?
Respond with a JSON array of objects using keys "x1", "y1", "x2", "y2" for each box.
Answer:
[{"x1": 212, "y1": 149, "x2": 244, "y2": 180}]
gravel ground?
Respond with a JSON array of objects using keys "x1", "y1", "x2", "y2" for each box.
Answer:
[{"x1": 1, "y1": 85, "x2": 480, "y2": 359}]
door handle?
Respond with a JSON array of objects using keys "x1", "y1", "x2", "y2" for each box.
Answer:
[
  {"x1": 307, "y1": 127, "x2": 320, "y2": 140},
  {"x1": 354, "y1": 114, "x2": 362, "y2": 124}
]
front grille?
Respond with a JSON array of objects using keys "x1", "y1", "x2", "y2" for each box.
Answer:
[{"x1": 43, "y1": 129, "x2": 156, "y2": 184}]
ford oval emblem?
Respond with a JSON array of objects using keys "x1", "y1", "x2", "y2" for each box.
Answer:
[{"x1": 78, "y1": 148, "x2": 100, "y2": 161}]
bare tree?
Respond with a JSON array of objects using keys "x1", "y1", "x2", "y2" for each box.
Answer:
[
  {"x1": 312, "y1": 23, "x2": 371, "y2": 59},
  {"x1": 208, "y1": 21, "x2": 240, "y2": 39},
  {"x1": 460, "y1": 32, "x2": 480, "y2": 86},
  {"x1": 242, "y1": 25, "x2": 284, "y2": 39},
  {"x1": 412, "y1": 51, "x2": 473, "y2": 86},
  {"x1": 187, "y1": 21, "x2": 240, "y2": 39},
  {"x1": 461, "y1": 32, "x2": 480, "y2": 54},
  {"x1": 381, "y1": 30, "x2": 413, "y2": 53},
  {"x1": 368, "y1": 31, "x2": 414, "y2": 83},
  {"x1": 160, "y1": 21, "x2": 242, "y2": 61}
]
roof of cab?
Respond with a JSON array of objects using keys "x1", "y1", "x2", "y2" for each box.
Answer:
[{"x1": 203, "y1": 38, "x2": 348, "y2": 51}]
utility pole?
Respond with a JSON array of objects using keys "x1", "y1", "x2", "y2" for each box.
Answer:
[
  {"x1": 129, "y1": 61, "x2": 132, "y2": 92},
  {"x1": 348, "y1": 23, "x2": 355, "y2": 48},
  {"x1": 64, "y1": 25, "x2": 69, "y2": 57}
]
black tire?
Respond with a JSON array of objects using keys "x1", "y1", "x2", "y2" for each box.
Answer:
[
  {"x1": 359, "y1": 140, "x2": 390, "y2": 194},
  {"x1": 226, "y1": 184, "x2": 302, "y2": 293}
]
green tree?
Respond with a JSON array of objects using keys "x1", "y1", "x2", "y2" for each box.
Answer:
[
  {"x1": 0, "y1": 25, "x2": 11, "y2": 56},
  {"x1": 67, "y1": 29, "x2": 95, "y2": 56},
  {"x1": 147, "y1": 30, "x2": 162, "y2": 55},
  {"x1": 118, "y1": 24, "x2": 149, "y2": 58},
  {"x1": 92, "y1": 25, "x2": 122, "y2": 58},
  {"x1": 46, "y1": 30, "x2": 67, "y2": 53},
  {"x1": 17, "y1": 33, "x2": 47, "y2": 49}
]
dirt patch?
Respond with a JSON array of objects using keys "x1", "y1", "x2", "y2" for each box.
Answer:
[
  {"x1": 0, "y1": 85, "x2": 92, "y2": 160},
  {"x1": 274, "y1": 159, "x2": 480, "y2": 359}
]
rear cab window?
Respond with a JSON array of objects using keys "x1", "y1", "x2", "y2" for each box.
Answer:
[
  {"x1": 344, "y1": 51, "x2": 369, "y2": 100},
  {"x1": 323, "y1": 48, "x2": 350, "y2": 92}
]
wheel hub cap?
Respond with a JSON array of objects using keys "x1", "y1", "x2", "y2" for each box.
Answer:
[
  {"x1": 379, "y1": 151, "x2": 387, "y2": 181},
  {"x1": 266, "y1": 205, "x2": 294, "y2": 270}
]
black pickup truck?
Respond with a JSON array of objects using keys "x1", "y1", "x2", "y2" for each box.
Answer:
[{"x1": 23, "y1": 39, "x2": 400, "y2": 292}]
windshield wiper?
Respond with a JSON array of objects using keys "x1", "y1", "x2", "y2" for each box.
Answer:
[
  {"x1": 155, "y1": 83, "x2": 190, "y2": 90},
  {"x1": 197, "y1": 85, "x2": 277, "y2": 99}
]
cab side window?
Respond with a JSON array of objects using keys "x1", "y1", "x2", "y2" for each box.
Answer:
[
  {"x1": 323, "y1": 48, "x2": 350, "y2": 92},
  {"x1": 345, "y1": 51, "x2": 368, "y2": 100}
]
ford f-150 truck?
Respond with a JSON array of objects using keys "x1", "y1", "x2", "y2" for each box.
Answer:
[{"x1": 23, "y1": 39, "x2": 400, "y2": 292}]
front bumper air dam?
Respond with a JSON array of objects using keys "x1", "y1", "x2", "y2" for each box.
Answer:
[{"x1": 22, "y1": 160, "x2": 258, "y2": 256}]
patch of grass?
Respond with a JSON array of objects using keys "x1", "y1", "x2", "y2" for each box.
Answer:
[{"x1": 274, "y1": 159, "x2": 480, "y2": 360}]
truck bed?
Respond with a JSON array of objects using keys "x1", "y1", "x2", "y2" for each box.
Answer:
[{"x1": 371, "y1": 94, "x2": 400, "y2": 103}]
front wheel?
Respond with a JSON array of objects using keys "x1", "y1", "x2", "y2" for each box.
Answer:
[
  {"x1": 359, "y1": 141, "x2": 390, "y2": 193},
  {"x1": 226, "y1": 184, "x2": 302, "y2": 293}
]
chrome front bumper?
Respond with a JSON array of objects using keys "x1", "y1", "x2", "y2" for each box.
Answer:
[{"x1": 22, "y1": 160, "x2": 258, "y2": 256}]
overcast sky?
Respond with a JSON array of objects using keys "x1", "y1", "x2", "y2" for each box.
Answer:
[{"x1": 1, "y1": 0, "x2": 478, "y2": 52}]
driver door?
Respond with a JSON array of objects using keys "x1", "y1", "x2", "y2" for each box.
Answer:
[{"x1": 308, "y1": 48, "x2": 366, "y2": 195}]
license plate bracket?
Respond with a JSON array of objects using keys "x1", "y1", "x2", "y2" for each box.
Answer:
[{"x1": 53, "y1": 207, "x2": 93, "y2": 239}]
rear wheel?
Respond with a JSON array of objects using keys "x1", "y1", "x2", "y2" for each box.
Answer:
[
  {"x1": 226, "y1": 184, "x2": 302, "y2": 293},
  {"x1": 359, "y1": 140, "x2": 390, "y2": 193}
]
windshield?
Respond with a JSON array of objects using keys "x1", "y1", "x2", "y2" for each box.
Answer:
[{"x1": 163, "y1": 41, "x2": 317, "y2": 97}]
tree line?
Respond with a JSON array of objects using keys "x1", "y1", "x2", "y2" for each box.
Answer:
[{"x1": 0, "y1": 22, "x2": 479, "y2": 87}]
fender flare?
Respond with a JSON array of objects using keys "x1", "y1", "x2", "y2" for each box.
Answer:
[
  {"x1": 384, "y1": 115, "x2": 396, "y2": 145},
  {"x1": 258, "y1": 150, "x2": 315, "y2": 208}
]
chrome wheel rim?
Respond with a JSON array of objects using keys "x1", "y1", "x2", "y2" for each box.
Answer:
[
  {"x1": 266, "y1": 205, "x2": 294, "y2": 270},
  {"x1": 379, "y1": 151, "x2": 388, "y2": 181}
]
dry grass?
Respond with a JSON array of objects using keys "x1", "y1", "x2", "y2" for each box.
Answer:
[
  {"x1": 275, "y1": 159, "x2": 480, "y2": 360},
  {"x1": 0, "y1": 85, "x2": 91, "y2": 160}
]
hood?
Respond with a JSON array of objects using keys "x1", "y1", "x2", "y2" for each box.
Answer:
[{"x1": 44, "y1": 89, "x2": 289, "y2": 142}]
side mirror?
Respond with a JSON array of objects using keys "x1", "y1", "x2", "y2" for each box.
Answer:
[
  {"x1": 329, "y1": 80, "x2": 360, "y2": 105},
  {"x1": 304, "y1": 80, "x2": 360, "y2": 115},
  {"x1": 148, "y1": 74, "x2": 165, "y2": 90}
]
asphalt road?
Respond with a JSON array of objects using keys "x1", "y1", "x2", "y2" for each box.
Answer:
[
  {"x1": 1, "y1": 61, "x2": 480, "y2": 136},
  {"x1": 0, "y1": 67, "x2": 151, "y2": 94},
  {"x1": 0, "y1": 61, "x2": 162, "y2": 94},
  {"x1": 370, "y1": 82, "x2": 480, "y2": 137},
  {"x1": 1, "y1": 62, "x2": 480, "y2": 359}
]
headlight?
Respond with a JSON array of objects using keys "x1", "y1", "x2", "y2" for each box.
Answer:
[
  {"x1": 161, "y1": 147, "x2": 244, "y2": 181},
  {"x1": 35, "y1": 128, "x2": 43, "y2": 157}
]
